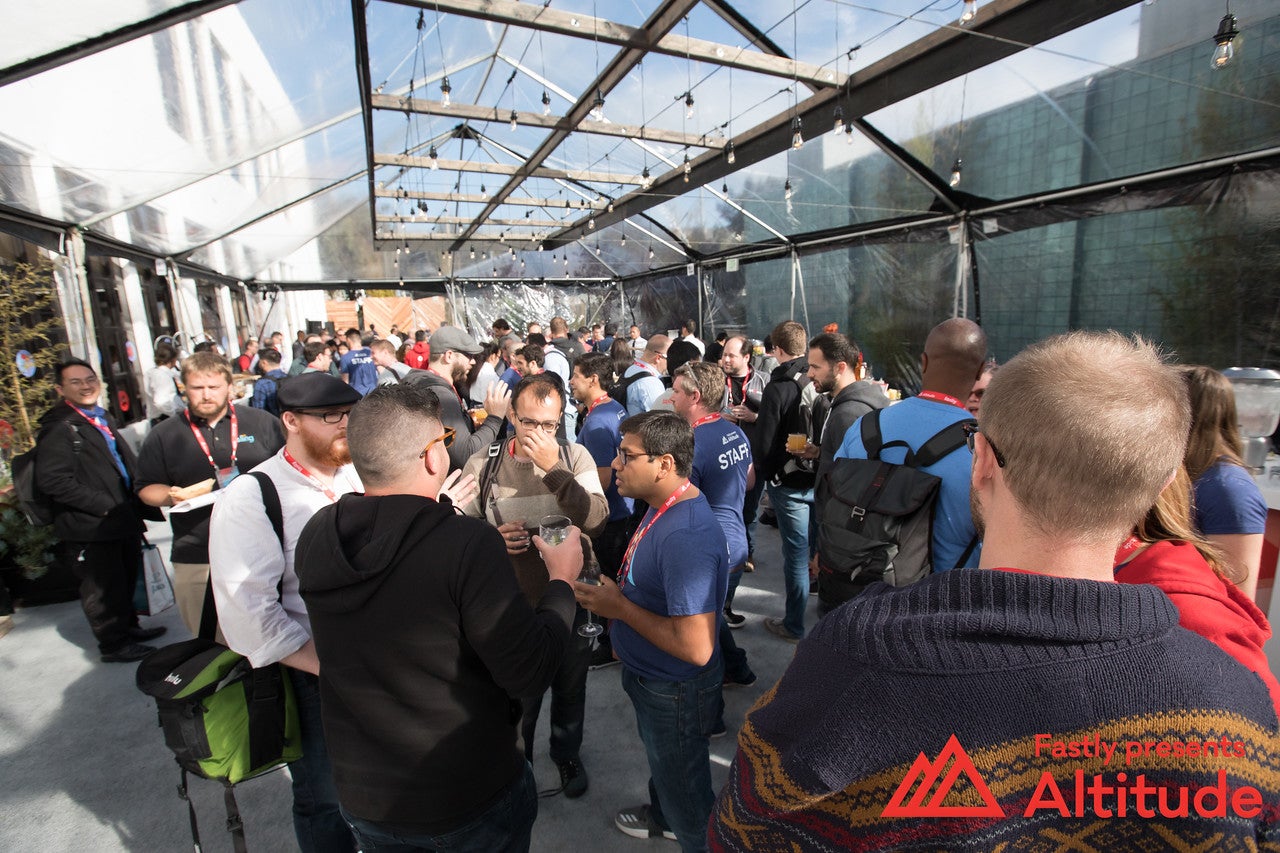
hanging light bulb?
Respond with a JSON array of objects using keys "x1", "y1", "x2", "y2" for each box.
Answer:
[
  {"x1": 620, "y1": 233, "x2": 626, "y2": 246},
  {"x1": 682, "y1": 153, "x2": 691, "y2": 182},
  {"x1": 960, "y1": 0, "x2": 978, "y2": 24},
  {"x1": 648, "y1": 245, "x2": 655, "y2": 260},
  {"x1": 428, "y1": 145, "x2": 439, "y2": 170},
  {"x1": 685, "y1": 92, "x2": 695, "y2": 119},
  {"x1": 469, "y1": 246, "x2": 476, "y2": 260},
  {"x1": 726, "y1": 142, "x2": 736, "y2": 165},
  {"x1": 784, "y1": 178, "x2": 793, "y2": 200},
  {"x1": 845, "y1": 123, "x2": 855, "y2": 145},
  {"x1": 607, "y1": 201, "x2": 614, "y2": 213},
  {"x1": 790, "y1": 116, "x2": 804, "y2": 150},
  {"x1": 949, "y1": 157, "x2": 963, "y2": 188},
  {"x1": 721, "y1": 182, "x2": 728, "y2": 194},
  {"x1": 510, "y1": 247, "x2": 516, "y2": 258},
  {"x1": 541, "y1": 90, "x2": 552, "y2": 116},
  {"x1": 641, "y1": 166, "x2": 652, "y2": 189},
  {"x1": 510, "y1": 109, "x2": 519, "y2": 131},
  {"x1": 440, "y1": 76, "x2": 452, "y2": 107},
  {"x1": 833, "y1": 106, "x2": 845, "y2": 134},
  {"x1": 520, "y1": 258, "x2": 526, "y2": 269},
  {"x1": 1211, "y1": 14, "x2": 1239, "y2": 69},
  {"x1": 590, "y1": 90, "x2": 605, "y2": 121},
  {"x1": 588, "y1": 216, "x2": 596, "y2": 230},
  {"x1": 480, "y1": 184, "x2": 489, "y2": 200}
]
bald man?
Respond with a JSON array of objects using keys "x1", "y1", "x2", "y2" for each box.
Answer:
[{"x1": 832, "y1": 318, "x2": 987, "y2": 572}]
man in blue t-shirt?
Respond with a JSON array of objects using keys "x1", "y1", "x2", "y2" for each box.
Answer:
[
  {"x1": 339, "y1": 328, "x2": 378, "y2": 396},
  {"x1": 833, "y1": 318, "x2": 987, "y2": 572},
  {"x1": 574, "y1": 411, "x2": 728, "y2": 852},
  {"x1": 672, "y1": 361, "x2": 756, "y2": 691}
]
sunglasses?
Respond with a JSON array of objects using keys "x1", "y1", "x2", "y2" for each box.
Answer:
[{"x1": 962, "y1": 423, "x2": 1006, "y2": 468}]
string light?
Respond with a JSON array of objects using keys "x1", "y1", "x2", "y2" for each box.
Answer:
[
  {"x1": 509, "y1": 109, "x2": 519, "y2": 131},
  {"x1": 648, "y1": 245, "x2": 655, "y2": 260},
  {"x1": 682, "y1": 153, "x2": 691, "y2": 182},
  {"x1": 428, "y1": 145, "x2": 439, "y2": 170},
  {"x1": 591, "y1": 90, "x2": 605, "y2": 121},
  {"x1": 588, "y1": 216, "x2": 596, "y2": 230},
  {"x1": 685, "y1": 92, "x2": 695, "y2": 119},
  {"x1": 1211, "y1": 12, "x2": 1240, "y2": 69},
  {"x1": 542, "y1": 90, "x2": 552, "y2": 115},
  {"x1": 620, "y1": 233, "x2": 626, "y2": 246},
  {"x1": 440, "y1": 76, "x2": 452, "y2": 107},
  {"x1": 726, "y1": 142, "x2": 736, "y2": 165},
  {"x1": 949, "y1": 158, "x2": 963, "y2": 188},
  {"x1": 480, "y1": 184, "x2": 489, "y2": 200},
  {"x1": 642, "y1": 166, "x2": 652, "y2": 189},
  {"x1": 833, "y1": 106, "x2": 845, "y2": 134},
  {"x1": 469, "y1": 246, "x2": 476, "y2": 260},
  {"x1": 784, "y1": 178, "x2": 793, "y2": 200},
  {"x1": 791, "y1": 117, "x2": 804, "y2": 150},
  {"x1": 960, "y1": 0, "x2": 978, "y2": 24}
]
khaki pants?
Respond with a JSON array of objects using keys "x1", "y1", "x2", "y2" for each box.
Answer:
[{"x1": 172, "y1": 562, "x2": 225, "y2": 644}]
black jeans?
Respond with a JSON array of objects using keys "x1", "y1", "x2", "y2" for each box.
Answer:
[
  {"x1": 520, "y1": 607, "x2": 593, "y2": 764},
  {"x1": 60, "y1": 537, "x2": 141, "y2": 653}
]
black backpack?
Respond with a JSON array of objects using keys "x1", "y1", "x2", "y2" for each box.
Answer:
[
  {"x1": 477, "y1": 438, "x2": 573, "y2": 512},
  {"x1": 814, "y1": 409, "x2": 978, "y2": 610},
  {"x1": 10, "y1": 423, "x2": 78, "y2": 526}
]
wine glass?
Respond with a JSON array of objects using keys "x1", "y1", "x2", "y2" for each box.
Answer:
[{"x1": 578, "y1": 561, "x2": 604, "y2": 638}]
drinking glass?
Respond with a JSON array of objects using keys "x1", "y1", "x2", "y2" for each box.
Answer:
[
  {"x1": 539, "y1": 514, "x2": 571, "y2": 546},
  {"x1": 578, "y1": 561, "x2": 604, "y2": 638}
]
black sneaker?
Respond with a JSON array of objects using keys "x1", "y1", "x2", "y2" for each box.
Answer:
[
  {"x1": 130, "y1": 625, "x2": 167, "y2": 641},
  {"x1": 589, "y1": 645, "x2": 620, "y2": 670},
  {"x1": 760, "y1": 509, "x2": 778, "y2": 527},
  {"x1": 710, "y1": 720, "x2": 728, "y2": 738},
  {"x1": 723, "y1": 608, "x2": 745, "y2": 629},
  {"x1": 100, "y1": 642, "x2": 156, "y2": 663},
  {"x1": 615, "y1": 804, "x2": 676, "y2": 840},
  {"x1": 557, "y1": 757, "x2": 589, "y2": 799},
  {"x1": 724, "y1": 671, "x2": 757, "y2": 688}
]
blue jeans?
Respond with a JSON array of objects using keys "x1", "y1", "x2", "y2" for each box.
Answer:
[
  {"x1": 622, "y1": 661, "x2": 724, "y2": 853},
  {"x1": 767, "y1": 483, "x2": 814, "y2": 639},
  {"x1": 288, "y1": 670, "x2": 358, "y2": 852},
  {"x1": 341, "y1": 763, "x2": 537, "y2": 853}
]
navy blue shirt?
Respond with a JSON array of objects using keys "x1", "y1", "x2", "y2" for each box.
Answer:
[
  {"x1": 690, "y1": 416, "x2": 751, "y2": 568},
  {"x1": 340, "y1": 348, "x2": 378, "y2": 396},
  {"x1": 576, "y1": 397, "x2": 633, "y2": 521}
]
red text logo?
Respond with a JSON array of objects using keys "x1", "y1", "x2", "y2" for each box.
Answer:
[{"x1": 882, "y1": 735, "x2": 1005, "y2": 818}]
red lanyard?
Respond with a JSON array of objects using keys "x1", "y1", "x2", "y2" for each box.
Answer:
[
  {"x1": 632, "y1": 360, "x2": 656, "y2": 376},
  {"x1": 918, "y1": 390, "x2": 965, "y2": 409},
  {"x1": 1114, "y1": 534, "x2": 1144, "y2": 566},
  {"x1": 618, "y1": 481, "x2": 692, "y2": 589},
  {"x1": 691, "y1": 413, "x2": 720, "y2": 429},
  {"x1": 185, "y1": 407, "x2": 237, "y2": 472},
  {"x1": 283, "y1": 448, "x2": 339, "y2": 502},
  {"x1": 66, "y1": 402, "x2": 116, "y2": 443},
  {"x1": 726, "y1": 371, "x2": 750, "y2": 405},
  {"x1": 585, "y1": 395, "x2": 612, "y2": 417}
]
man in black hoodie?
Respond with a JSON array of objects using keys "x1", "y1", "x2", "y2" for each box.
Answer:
[{"x1": 294, "y1": 384, "x2": 581, "y2": 852}]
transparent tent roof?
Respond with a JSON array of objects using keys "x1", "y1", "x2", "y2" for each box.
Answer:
[{"x1": 0, "y1": 0, "x2": 1276, "y2": 285}]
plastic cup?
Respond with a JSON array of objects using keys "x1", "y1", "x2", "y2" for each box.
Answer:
[
  {"x1": 539, "y1": 515, "x2": 571, "y2": 547},
  {"x1": 786, "y1": 433, "x2": 807, "y2": 453}
]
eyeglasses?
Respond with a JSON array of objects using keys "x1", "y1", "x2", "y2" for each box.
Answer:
[
  {"x1": 420, "y1": 427, "x2": 456, "y2": 456},
  {"x1": 516, "y1": 416, "x2": 560, "y2": 433},
  {"x1": 297, "y1": 409, "x2": 352, "y2": 424},
  {"x1": 61, "y1": 377, "x2": 99, "y2": 388},
  {"x1": 962, "y1": 423, "x2": 1006, "y2": 468},
  {"x1": 616, "y1": 447, "x2": 655, "y2": 466},
  {"x1": 654, "y1": 351, "x2": 669, "y2": 360}
]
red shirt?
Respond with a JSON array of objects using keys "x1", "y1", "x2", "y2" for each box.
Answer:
[
  {"x1": 1116, "y1": 539, "x2": 1280, "y2": 716},
  {"x1": 404, "y1": 341, "x2": 431, "y2": 369}
]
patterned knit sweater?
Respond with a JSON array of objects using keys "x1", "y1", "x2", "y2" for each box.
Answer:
[{"x1": 709, "y1": 569, "x2": 1280, "y2": 852}]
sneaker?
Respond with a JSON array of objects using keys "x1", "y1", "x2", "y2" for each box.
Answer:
[
  {"x1": 743, "y1": 558, "x2": 755, "y2": 573},
  {"x1": 589, "y1": 645, "x2": 620, "y2": 670},
  {"x1": 615, "y1": 805, "x2": 676, "y2": 841},
  {"x1": 723, "y1": 608, "x2": 746, "y2": 629},
  {"x1": 557, "y1": 757, "x2": 589, "y2": 799},
  {"x1": 710, "y1": 720, "x2": 728, "y2": 738},
  {"x1": 100, "y1": 642, "x2": 156, "y2": 663},
  {"x1": 763, "y1": 617, "x2": 800, "y2": 643},
  {"x1": 724, "y1": 670, "x2": 757, "y2": 688},
  {"x1": 760, "y1": 509, "x2": 778, "y2": 528},
  {"x1": 129, "y1": 625, "x2": 167, "y2": 642}
]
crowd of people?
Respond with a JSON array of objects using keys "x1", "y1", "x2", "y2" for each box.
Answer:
[{"x1": 29, "y1": 313, "x2": 1280, "y2": 852}]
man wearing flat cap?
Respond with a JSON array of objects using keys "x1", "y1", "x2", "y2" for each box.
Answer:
[
  {"x1": 209, "y1": 371, "x2": 364, "y2": 852},
  {"x1": 404, "y1": 324, "x2": 512, "y2": 471}
]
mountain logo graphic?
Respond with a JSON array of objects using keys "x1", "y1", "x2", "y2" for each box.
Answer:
[{"x1": 881, "y1": 735, "x2": 1006, "y2": 818}]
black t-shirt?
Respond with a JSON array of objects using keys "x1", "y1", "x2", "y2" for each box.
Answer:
[{"x1": 134, "y1": 405, "x2": 284, "y2": 562}]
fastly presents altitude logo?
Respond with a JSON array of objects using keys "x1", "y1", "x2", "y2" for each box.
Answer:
[{"x1": 882, "y1": 735, "x2": 1005, "y2": 818}]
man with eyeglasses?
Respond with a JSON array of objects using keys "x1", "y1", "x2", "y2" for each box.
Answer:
[
  {"x1": 832, "y1": 318, "x2": 987, "y2": 577},
  {"x1": 294, "y1": 384, "x2": 582, "y2": 852},
  {"x1": 35, "y1": 358, "x2": 166, "y2": 662},
  {"x1": 135, "y1": 351, "x2": 283, "y2": 639},
  {"x1": 210, "y1": 371, "x2": 365, "y2": 852},
  {"x1": 620, "y1": 334, "x2": 671, "y2": 416},
  {"x1": 460, "y1": 372, "x2": 608, "y2": 801}
]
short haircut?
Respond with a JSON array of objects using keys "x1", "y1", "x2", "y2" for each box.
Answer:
[
  {"x1": 257, "y1": 348, "x2": 282, "y2": 366},
  {"x1": 361, "y1": 332, "x2": 376, "y2": 347},
  {"x1": 244, "y1": 338, "x2": 258, "y2": 347},
  {"x1": 981, "y1": 331, "x2": 1189, "y2": 543},
  {"x1": 56, "y1": 358, "x2": 95, "y2": 384},
  {"x1": 512, "y1": 372, "x2": 564, "y2": 411},
  {"x1": 415, "y1": 330, "x2": 428, "y2": 342},
  {"x1": 492, "y1": 318, "x2": 512, "y2": 332},
  {"x1": 723, "y1": 335, "x2": 750, "y2": 356},
  {"x1": 346, "y1": 384, "x2": 442, "y2": 488},
  {"x1": 516, "y1": 343, "x2": 545, "y2": 369},
  {"x1": 549, "y1": 317, "x2": 569, "y2": 335},
  {"x1": 526, "y1": 332, "x2": 548, "y2": 348},
  {"x1": 181, "y1": 351, "x2": 233, "y2": 384},
  {"x1": 674, "y1": 361, "x2": 724, "y2": 407},
  {"x1": 808, "y1": 332, "x2": 860, "y2": 369},
  {"x1": 193, "y1": 341, "x2": 217, "y2": 353},
  {"x1": 1181, "y1": 365, "x2": 1245, "y2": 478},
  {"x1": 575, "y1": 352, "x2": 614, "y2": 392},
  {"x1": 303, "y1": 341, "x2": 328, "y2": 363},
  {"x1": 153, "y1": 341, "x2": 178, "y2": 366},
  {"x1": 370, "y1": 339, "x2": 396, "y2": 357},
  {"x1": 770, "y1": 321, "x2": 808, "y2": 358},
  {"x1": 681, "y1": 318, "x2": 696, "y2": 334},
  {"x1": 345, "y1": 328, "x2": 361, "y2": 340},
  {"x1": 604, "y1": 322, "x2": 618, "y2": 337},
  {"x1": 620, "y1": 410, "x2": 694, "y2": 478},
  {"x1": 643, "y1": 333, "x2": 670, "y2": 356},
  {"x1": 665, "y1": 340, "x2": 701, "y2": 375}
]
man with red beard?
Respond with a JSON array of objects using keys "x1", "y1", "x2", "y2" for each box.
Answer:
[{"x1": 210, "y1": 372, "x2": 363, "y2": 852}]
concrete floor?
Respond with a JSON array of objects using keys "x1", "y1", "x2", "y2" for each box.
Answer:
[{"x1": 0, "y1": 519, "x2": 807, "y2": 852}]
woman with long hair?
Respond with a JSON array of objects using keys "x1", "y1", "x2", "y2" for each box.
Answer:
[
  {"x1": 1180, "y1": 365, "x2": 1268, "y2": 600},
  {"x1": 1115, "y1": 468, "x2": 1279, "y2": 715}
]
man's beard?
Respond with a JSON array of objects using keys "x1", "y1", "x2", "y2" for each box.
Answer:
[
  {"x1": 192, "y1": 399, "x2": 229, "y2": 420},
  {"x1": 968, "y1": 485, "x2": 986, "y2": 540},
  {"x1": 301, "y1": 428, "x2": 352, "y2": 468},
  {"x1": 452, "y1": 360, "x2": 468, "y2": 384}
]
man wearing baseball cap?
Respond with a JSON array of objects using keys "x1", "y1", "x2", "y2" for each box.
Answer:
[
  {"x1": 210, "y1": 371, "x2": 364, "y2": 852},
  {"x1": 404, "y1": 325, "x2": 512, "y2": 471}
]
